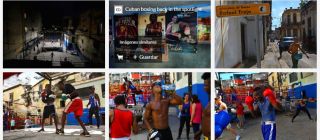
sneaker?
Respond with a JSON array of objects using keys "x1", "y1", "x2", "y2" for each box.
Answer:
[
  {"x1": 55, "y1": 129, "x2": 59, "y2": 134},
  {"x1": 80, "y1": 131, "x2": 91, "y2": 137},
  {"x1": 236, "y1": 135, "x2": 241, "y2": 140},
  {"x1": 37, "y1": 129, "x2": 44, "y2": 132},
  {"x1": 57, "y1": 129, "x2": 64, "y2": 135}
]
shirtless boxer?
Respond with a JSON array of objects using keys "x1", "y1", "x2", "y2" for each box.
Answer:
[
  {"x1": 194, "y1": 72, "x2": 211, "y2": 140},
  {"x1": 144, "y1": 81, "x2": 183, "y2": 140}
]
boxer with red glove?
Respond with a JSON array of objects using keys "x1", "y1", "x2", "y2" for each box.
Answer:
[
  {"x1": 263, "y1": 87, "x2": 282, "y2": 111},
  {"x1": 252, "y1": 86, "x2": 282, "y2": 140},
  {"x1": 38, "y1": 84, "x2": 58, "y2": 134}
]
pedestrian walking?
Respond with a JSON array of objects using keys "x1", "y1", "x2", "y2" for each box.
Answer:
[{"x1": 288, "y1": 38, "x2": 309, "y2": 68}]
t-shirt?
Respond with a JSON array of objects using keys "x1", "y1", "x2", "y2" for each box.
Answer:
[
  {"x1": 10, "y1": 120, "x2": 15, "y2": 126},
  {"x1": 231, "y1": 93, "x2": 238, "y2": 102},
  {"x1": 64, "y1": 84, "x2": 75, "y2": 94},
  {"x1": 236, "y1": 104, "x2": 244, "y2": 115},
  {"x1": 256, "y1": 97, "x2": 276, "y2": 122},
  {"x1": 89, "y1": 94, "x2": 100, "y2": 108},
  {"x1": 181, "y1": 102, "x2": 191, "y2": 117},
  {"x1": 171, "y1": 23, "x2": 180, "y2": 33},
  {"x1": 25, "y1": 119, "x2": 32, "y2": 127},
  {"x1": 64, "y1": 84, "x2": 78, "y2": 99},
  {"x1": 42, "y1": 89, "x2": 54, "y2": 105}
]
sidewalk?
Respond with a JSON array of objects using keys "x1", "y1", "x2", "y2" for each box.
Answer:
[
  {"x1": 252, "y1": 42, "x2": 316, "y2": 68},
  {"x1": 218, "y1": 109, "x2": 317, "y2": 140}
]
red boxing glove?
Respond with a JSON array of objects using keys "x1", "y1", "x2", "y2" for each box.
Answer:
[
  {"x1": 245, "y1": 96, "x2": 254, "y2": 111},
  {"x1": 41, "y1": 91, "x2": 46, "y2": 97},
  {"x1": 263, "y1": 88, "x2": 277, "y2": 105}
]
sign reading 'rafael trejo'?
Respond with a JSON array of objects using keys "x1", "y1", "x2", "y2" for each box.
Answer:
[{"x1": 216, "y1": 3, "x2": 270, "y2": 17}]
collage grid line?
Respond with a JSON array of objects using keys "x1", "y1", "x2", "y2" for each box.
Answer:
[{"x1": 0, "y1": 0, "x2": 318, "y2": 140}]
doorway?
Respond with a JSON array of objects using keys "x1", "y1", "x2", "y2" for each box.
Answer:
[{"x1": 241, "y1": 24, "x2": 246, "y2": 61}]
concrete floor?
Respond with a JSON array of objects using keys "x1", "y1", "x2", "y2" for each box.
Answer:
[
  {"x1": 218, "y1": 109, "x2": 317, "y2": 140},
  {"x1": 250, "y1": 41, "x2": 317, "y2": 68},
  {"x1": 3, "y1": 125, "x2": 105, "y2": 140},
  {"x1": 20, "y1": 41, "x2": 86, "y2": 67}
]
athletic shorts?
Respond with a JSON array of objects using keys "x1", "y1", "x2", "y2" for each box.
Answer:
[
  {"x1": 43, "y1": 105, "x2": 56, "y2": 118},
  {"x1": 157, "y1": 127, "x2": 173, "y2": 140},
  {"x1": 261, "y1": 123, "x2": 276, "y2": 140},
  {"x1": 64, "y1": 97, "x2": 83, "y2": 117}
]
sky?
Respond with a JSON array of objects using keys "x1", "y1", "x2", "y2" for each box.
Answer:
[
  {"x1": 218, "y1": 72, "x2": 257, "y2": 80},
  {"x1": 272, "y1": 0, "x2": 301, "y2": 30},
  {"x1": 4, "y1": 72, "x2": 42, "y2": 90}
]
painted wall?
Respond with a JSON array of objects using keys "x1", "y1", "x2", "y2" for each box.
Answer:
[
  {"x1": 215, "y1": 0, "x2": 264, "y2": 68},
  {"x1": 287, "y1": 73, "x2": 317, "y2": 108},
  {"x1": 175, "y1": 73, "x2": 209, "y2": 107},
  {"x1": 3, "y1": 85, "x2": 38, "y2": 117}
]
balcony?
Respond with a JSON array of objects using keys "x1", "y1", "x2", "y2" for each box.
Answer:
[{"x1": 281, "y1": 21, "x2": 301, "y2": 28}]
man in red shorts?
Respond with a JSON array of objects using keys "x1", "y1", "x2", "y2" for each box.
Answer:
[{"x1": 56, "y1": 81, "x2": 90, "y2": 137}]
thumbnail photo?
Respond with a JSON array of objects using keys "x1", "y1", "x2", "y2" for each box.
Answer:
[
  {"x1": 214, "y1": 72, "x2": 316, "y2": 139},
  {"x1": 3, "y1": 1, "x2": 105, "y2": 68},
  {"x1": 215, "y1": 0, "x2": 316, "y2": 68},
  {"x1": 109, "y1": 72, "x2": 211, "y2": 139},
  {"x1": 3, "y1": 72, "x2": 106, "y2": 140},
  {"x1": 109, "y1": 0, "x2": 211, "y2": 68}
]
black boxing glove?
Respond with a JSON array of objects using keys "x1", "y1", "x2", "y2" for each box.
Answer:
[{"x1": 148, "y1": 129, "x2": 162, "y2": 140}]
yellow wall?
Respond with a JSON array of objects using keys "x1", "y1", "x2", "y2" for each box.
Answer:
[
  {"x1": 4, "y1": 73, "x2": 105, "y2": 119},
  {"x1": 268, "y1": 72, "x2": 279, "y2": 91},
  {"x1": 3, "y1": 85, "x2": 39, "y2": 118},
  {"x1": 287, "y1": 72, "x2": 316, "y2": 88}
]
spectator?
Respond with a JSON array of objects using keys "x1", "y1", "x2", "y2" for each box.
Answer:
[
  {"x1": 177, "y1": 93, "x2": 191, "y2": 139},
  {"x1": 236, "y1": 101, "x2": 245, "y2": 129},
  {"x1": 190, "y1": 95, "x2": 202, "y2": 134},
  {"x1": 110, "y1": 95, "x2": 138, "y2": 140},
  {"x1": 87, "y1": 86, "x2": 101, "y2": 129},
  {"x1": 25, "y1": 116, "x2": 33, "y2": 129},
  {"x1": 10, "y1": 118, "x2": 15, "y2": 130}
]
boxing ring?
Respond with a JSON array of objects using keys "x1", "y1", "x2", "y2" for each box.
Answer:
[{"x1": 43, "y1": 40, "x2": 63, "y2": 50}]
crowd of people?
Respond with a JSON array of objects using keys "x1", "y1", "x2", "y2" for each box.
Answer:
[{"x1": 215, "y1": 84, "x2": 315, "y2": 140}]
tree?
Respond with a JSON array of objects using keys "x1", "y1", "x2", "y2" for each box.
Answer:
[{"x1": 299, "y1": 0, "x2": 308, "y2": 8}]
